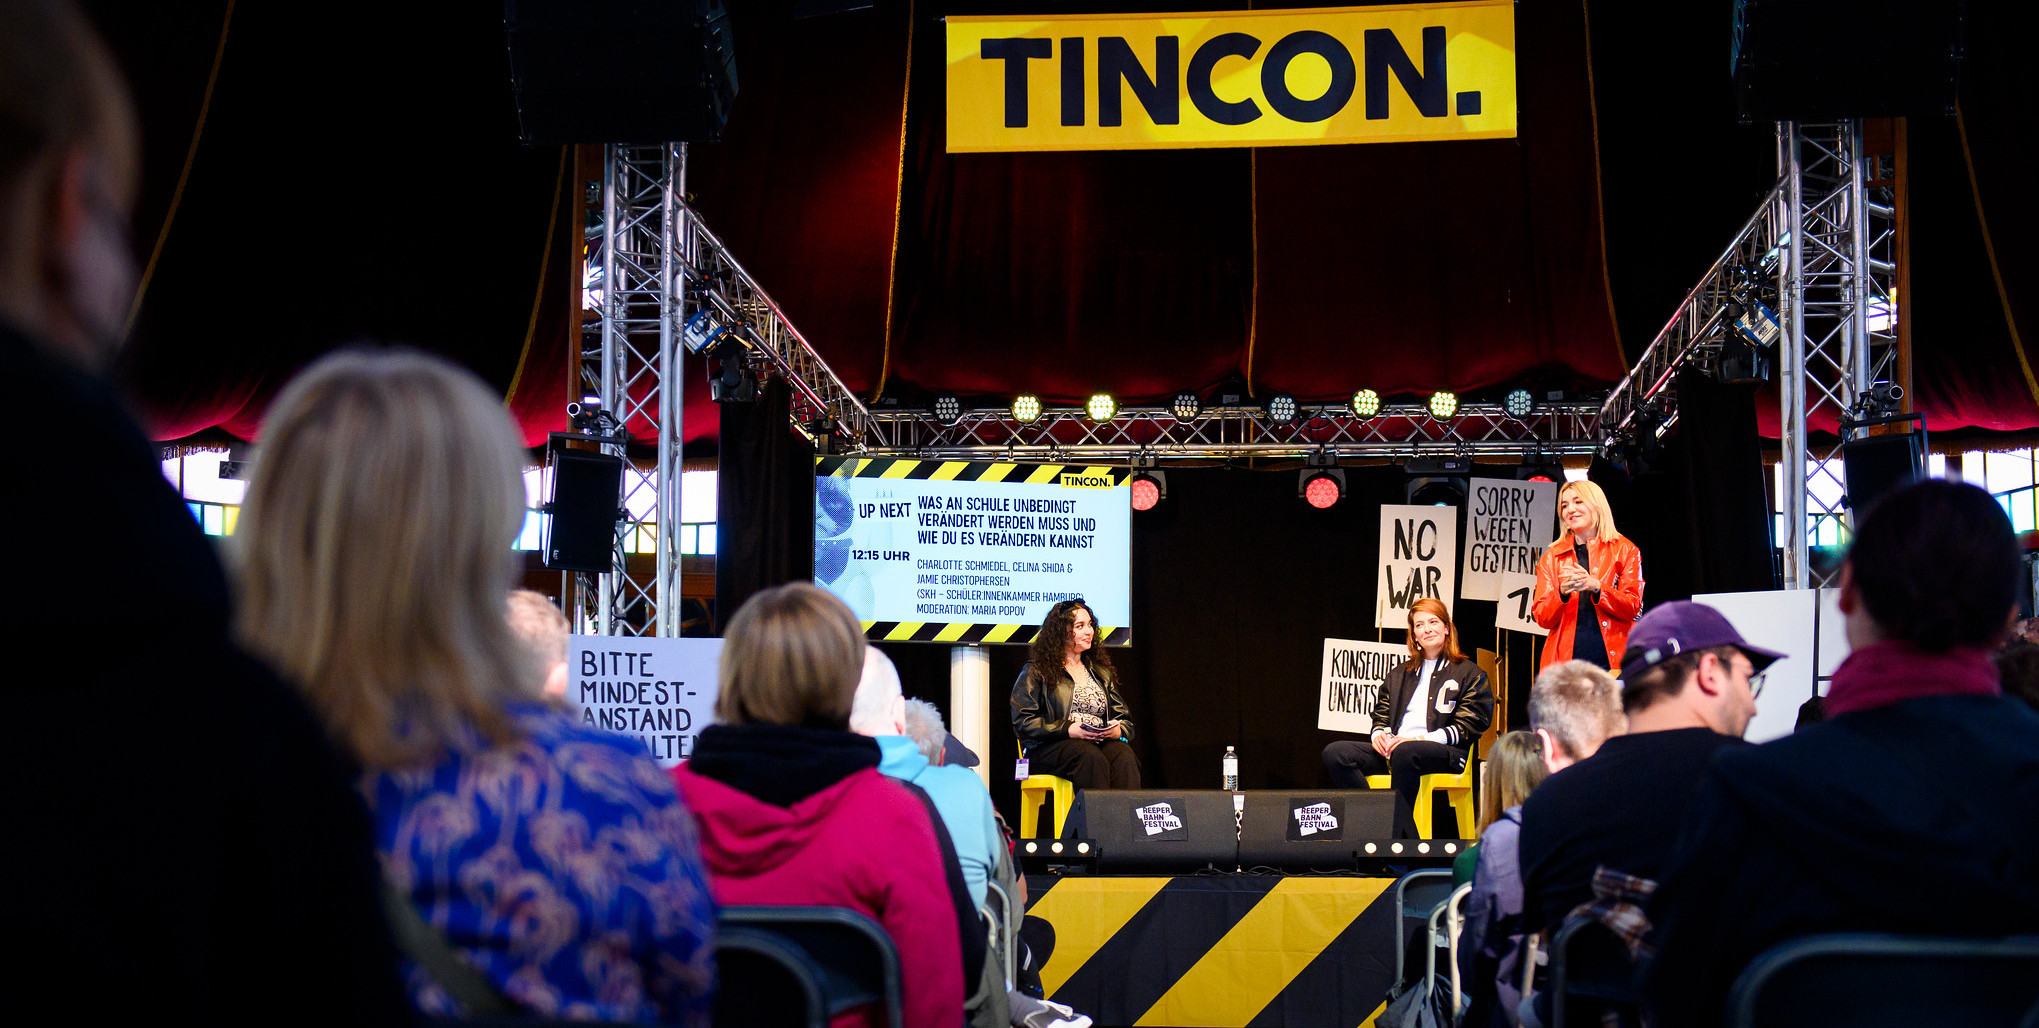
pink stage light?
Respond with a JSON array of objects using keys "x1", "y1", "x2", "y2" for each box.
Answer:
[
  {"x1": 1304, "y1": 474, "x2": 1342, "y2": 509},
  {"x1": 1131, "y1": 476, "x2": 1162, "y2": 511}
]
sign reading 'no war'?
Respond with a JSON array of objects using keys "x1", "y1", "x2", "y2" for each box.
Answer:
[
  {"x1": 946, "y1": 1, "x2": 1518, "y2": 153},
  {"x1": 1377, "y1": 504, "x2": 1457, "y2": 629}
]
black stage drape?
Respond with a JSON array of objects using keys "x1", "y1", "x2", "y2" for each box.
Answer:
[
  {"x1": 1598, "y1": 370, "x2": 1779, "y2": 610},
  {"x1": 715, "y1": 380, "x2": 814, "y2": 629}
]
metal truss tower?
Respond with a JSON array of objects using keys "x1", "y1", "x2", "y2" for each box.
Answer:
[
  {"x1": 1600, "y1": 119, "x2": 1901, "y2": 590},
  {"x1": 1776, "y1": 121, "x2": 1900, "y2": 589},
  {"x1": 575, "y1": 143, "x2": 687, "y2": 637}
]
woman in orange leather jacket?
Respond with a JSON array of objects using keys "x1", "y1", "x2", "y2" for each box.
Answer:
[{"x1": 1532, "y1": 480, "x2": 1644, "y2": 672}]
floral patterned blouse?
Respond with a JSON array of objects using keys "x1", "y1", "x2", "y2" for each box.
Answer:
[{"x1": 367, "y1": 703, "x2": 717, "y2": 1024}]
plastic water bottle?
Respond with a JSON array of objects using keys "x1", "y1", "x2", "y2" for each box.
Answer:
[{"x1": 1222, "y1": 746, "x2": 1239, "y2": 791}]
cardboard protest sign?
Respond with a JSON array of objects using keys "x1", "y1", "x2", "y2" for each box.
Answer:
[
  {"x1": 1377, "y1": 503, "x2": 1458, "y2": 629},
  {"x1": 1318, "y1": 638, "x2": 1410, "y2": 733},
  {"x1": 1461, "y1": 478, "x2": 1557, "y2": 600},
  {"x1": 567, "y1": 635, "x2": 723, "y2": 767},
  {"x1": 1494, "y1": 570, "x2": 1549, "y2": 637}
]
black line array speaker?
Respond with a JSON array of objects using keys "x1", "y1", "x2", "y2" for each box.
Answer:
[
  {"x1": 1237, "y1": 791, "x2": 1394, "y2": 871},
  {"x1": 1077, "y1": 791, "x2": 1238, "y2": 874},
  {"x1": 505, "y1": 0, "x2": 739, "y2": 145},
  {"x1": 544, "y1": 449, "x2": 625, "y2": 573},
  {"x1": 1731, "y1": 0, "x2": 1965, "y2": 122},
  {"x1": 1841, "y1": 429, "x2": 1925, "y2": 517}
]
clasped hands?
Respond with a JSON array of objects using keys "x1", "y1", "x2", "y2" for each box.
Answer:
[
  {"x1": 1559, "y1": 565, "x2": 1603, "y2": 598},
  {"x1": 1069, "y1": 720, "x2": 1124, "y2": 742},
  {"x1": 1371, "y1": 732, "x2": 1422, "y2": 757}
]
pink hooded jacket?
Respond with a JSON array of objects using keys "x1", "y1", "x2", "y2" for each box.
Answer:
[{"x1": 672, "y1": 761, "x2": 963, "y2": 1028}]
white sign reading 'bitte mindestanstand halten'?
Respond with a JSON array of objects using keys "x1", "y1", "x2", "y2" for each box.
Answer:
[{"x1": 567, "y1": 635, "x2": 723, "y2": 768}]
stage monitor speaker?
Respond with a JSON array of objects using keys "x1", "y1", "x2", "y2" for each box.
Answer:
[
  {"x1": 505, "y1": 0, "x2": 738, "y2": 144},
  {"x1": 544, "y1": 449, "x2": 625, "y2": 573},
  {"x1": 1237, "y1": 791, "x2": 1393, "y2": 871},
  {"x1": 1841, "y1": 430, "x2": 1924, "y2": 518},
  {"x1": 1731, "y1": 0, "x2": 1964, "y2": 122},
  {"x1": 1076, "y1": 791, "x2": 1237, "y2": 874}
]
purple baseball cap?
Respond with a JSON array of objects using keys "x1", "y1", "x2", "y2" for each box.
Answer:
[{"x1": 1618, "y1": 600, "x2": 1787, "y2": 682}]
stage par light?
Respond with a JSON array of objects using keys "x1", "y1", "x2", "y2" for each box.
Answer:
[
  {"x1": 1428, "y1": 390, "x2": 1459, "y2": 419},
  {"x1": 1011, "y1": 394, "x2": 1042, "y2": 424},
  {"x1": 1300, "y1": 469, "x2": 1345, "y2": 509},
  {"x1": 1171, "y1": 392, "x2": 1202, "y2": 421},
  {"x1": 1130, "y1": 471, "x2": 1166, "y2": 511},
  {"x1": 1350, "y1": 388, "x2": 1381, "y2": 419},
  {"x1": 1504, "y1": 388, "x2": 1535, "y2": 417},
  {"x1": 933, "y1": 395, "x2": 962, "y2": 425},
  {"x1": 1265, "y1": 393, "x2": 1298, "y2": 423},
  {"x1": 1086, "y1": 392, "x2": 1118, "y2": 422}
]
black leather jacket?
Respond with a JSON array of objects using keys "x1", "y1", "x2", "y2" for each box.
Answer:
[
  {"x1": 1368, "y1": 656, "x2": 1494, "y2": 750},
  {"x1": 1010, "y1": 662, "x2": 1135, "y2": 753}
]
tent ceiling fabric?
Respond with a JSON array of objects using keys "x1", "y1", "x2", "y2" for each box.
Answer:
[{"x1": 91, "y1": 0, "x2": 2038, "y2": 447}]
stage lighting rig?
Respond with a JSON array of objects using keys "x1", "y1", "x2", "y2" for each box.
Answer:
[
  {"x1": 1011, "y1": 394, "x2": 1043, "y2": 424},
  {"x1": 933, "y1": 394, "x2": 962, "y2": 426},
  {"x1": 1086, "y1": 392, "x2": 1118, "y2": 422},
  {"x1": 709, "y1": 340, "x2": 759, "y2": 403},
  {"x1": 681, "y1": 309, "x2": 732, "y2": 355},
  {"x1": 1428, "y1": 390, "x2": 1459, "y2": 420},
  {"x1": 566, "y1": 395, "x2": 625, "y2": 436},
  {"x1": 1264, "y1": 393, "x2": 1299, "y2": 424},
  {"x1": 1171, "y1": 392, "x2": 1202, "y2": 421},
  {"x1": 1129, "y1": 455, "x2": 1166, "y2": 511},
  {"x1": 1350, "y1": 388, "x2": 1380, "y2": 419},
  {"x1": 1504, "y1": 388, "x2": 1535, "y2": 417},
  {"x1": 1299, "y1": 450, "x2": 1345, "y2": 509}
]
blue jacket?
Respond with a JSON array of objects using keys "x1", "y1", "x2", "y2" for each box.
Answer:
[
  {"x1": 1460, "y1": 805, "x2": 1530, "y2": 1028},
  {"x1": 876, "y1": 736, "x2": 1004, "y2": 905}
]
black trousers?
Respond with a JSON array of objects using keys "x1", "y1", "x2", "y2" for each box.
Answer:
[
  {"x1": 1322, "y1": 738, "x2": 1467, "y2": 839},
  {"x1": 1028, "y1": 738, "x2": 1141, "y2": 790}
]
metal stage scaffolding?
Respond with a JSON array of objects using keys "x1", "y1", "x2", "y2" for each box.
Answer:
[
  {"x1": 578, "y1": 147, "x2": 1608, "y2": 636},
  {"x1": 1599, "y1": 120, "x2": 1901, "y2": 589}
]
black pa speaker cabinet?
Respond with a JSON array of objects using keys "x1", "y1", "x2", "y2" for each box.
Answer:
[
  {"x1": 1841, "y1": 430, "x2": 1925, "y2": 517},
  {"x1": 1078, "y1": 791, "x2": 1237, "y2": 873},
  {"x1": 1237, "y1": 791, "x2": 1394, "y2": 871},
  {"x1": 544, "y1": 449, "x2": 626, "y2": 572},
  {"x1": 505, "y1": 0, "x2": 739, "y2": 144},
  {"x1": 1731, "y1": 0, "x2": 1965, "y2": 122}
]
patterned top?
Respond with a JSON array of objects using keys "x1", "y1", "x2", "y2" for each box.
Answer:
[
  {"x1": 366, "y1": 703, "x2": 717, "y2": 1024},
  {"x1": 1068, "y1": 664, "x2": 1109, "y2": 730}
]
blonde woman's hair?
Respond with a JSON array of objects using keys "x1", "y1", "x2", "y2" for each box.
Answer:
[
  {"x1": 234, "y1": 349, "x2": 537, "y2": 770},
  {"x1": 717, "y1": 582, "x2": 866, "y2": 730},
  {"x1": 1477, "y1": 731, "x2": 1549, "y2": 837},
  {"x1": 1547, "y1": 479, "x2": 1623, "y2": 552}
]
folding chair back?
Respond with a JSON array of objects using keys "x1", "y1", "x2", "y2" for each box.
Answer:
[
  {"x1": 715, "y1": 906, "x2": 905, "y2": 1028},
  {"x1": 1727, "y1": 932, "x2": 2039, "y2": 1028}
]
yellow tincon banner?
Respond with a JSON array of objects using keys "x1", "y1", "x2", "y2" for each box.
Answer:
[{"x1": 945, "y1": 1, "x2": 1516, "y2": 153}]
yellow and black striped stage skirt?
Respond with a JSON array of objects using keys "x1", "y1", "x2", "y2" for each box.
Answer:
[{"x1": 1024, "y1": 874, "x2": 1403, "y2": 1027}]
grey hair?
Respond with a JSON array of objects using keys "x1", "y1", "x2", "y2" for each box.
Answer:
[
  {"x1": 1527, "y1": 659, "x2": 1626, "y2": 761},
  {"x1": 901, "y1": 698, "x2": 947, "y2": 764},
  {"x1": 849, "y1": 646, "x2": 903, "y2": 735}
]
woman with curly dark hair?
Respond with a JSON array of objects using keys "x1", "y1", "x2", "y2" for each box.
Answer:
[{"x1": 1010, "y1": 599, "x2": 1141, "y2": 791}]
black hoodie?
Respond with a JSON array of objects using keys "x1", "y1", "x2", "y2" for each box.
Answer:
[{"x1": 1643, "y1": 694, "x2": 2039, "y2": 1028}]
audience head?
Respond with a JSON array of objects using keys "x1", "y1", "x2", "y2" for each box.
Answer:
[
  {"x1": 1618, "y1": 601, "x2": 1783, "y2": 738},
  {"x1": 717, "y1": 582, "x2": 865, "y2": 730},
  {"x1": 0, "y1": 0, "x2": 139, "y2": 369},
  {"x1": 1478, "y1": 730, "x2": 1548, "y2": 836},
  {"x1": 901, "y1": 699, "x2": 948, "y2": 765},
  {"x1": 1994, "y1": 642, "x2": 2039, "y2": 715},
  {"x1": 506, "y1": 589, "x2": 571, "y2": 700},
  {"x1": 236, "y1": 349, "x2": 535, "y2": 768},
  {"x1": 850, "y1": 646, "x2": 906, "y2": 737},
  {"x1": 2010, "y1": 617, "x2": 2039, "y2": 647},
  {"x1": 1527, "y1": 659, "x2": 1626, "y2": 772},
  {"x1": 1840, "y1": 479, "x2": 2018, "y2": 653}
]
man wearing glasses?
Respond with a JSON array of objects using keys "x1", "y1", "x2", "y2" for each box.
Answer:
[{"x1": 1514, "y1": 602, "x2": 1781, "y2": 1023}]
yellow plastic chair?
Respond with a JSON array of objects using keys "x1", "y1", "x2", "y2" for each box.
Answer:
[
  {"x1": 1017, "y1": 743, "x2": 1075, "y2": 839},
  {"x1": 1365, "y1": 764, "x2": 1477, "y2": 840}
]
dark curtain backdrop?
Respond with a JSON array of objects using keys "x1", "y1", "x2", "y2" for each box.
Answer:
[
  {"x1": 715, "y1": 380, "x2": 816, "y2": 625},
  {"x1": 880, "y1": 465, "x2": 1529, "y2": 824},
  {"x1": 1599, "y1": 371, "x2": 1779, "y2": 610}
]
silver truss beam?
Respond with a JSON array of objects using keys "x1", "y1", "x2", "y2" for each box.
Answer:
[
  {"x1": 576, "y1": 143, "x2": 687, "y2": 637},
  {"x1": 1599, "y1": 120, "x2": 1899, "y2": 590},
  {"x1": 852, "y1": 402, "x2": 1601, "y2": 460}
]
